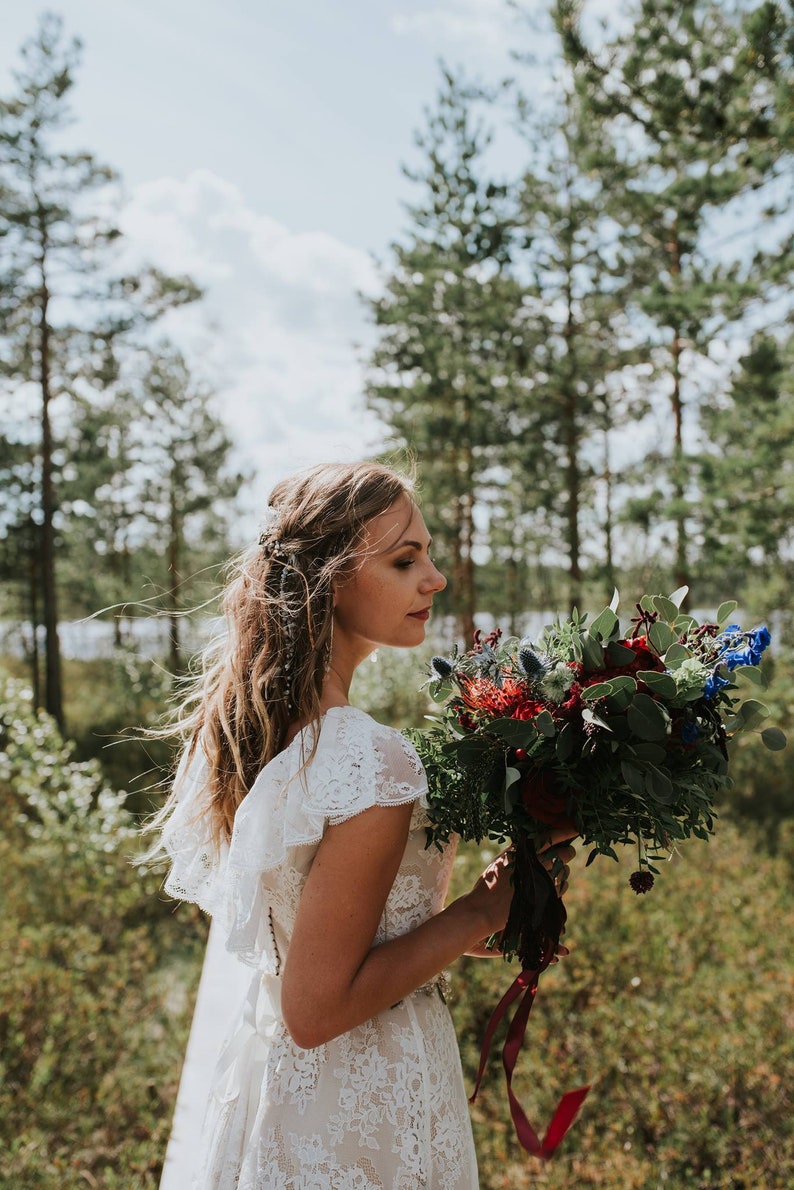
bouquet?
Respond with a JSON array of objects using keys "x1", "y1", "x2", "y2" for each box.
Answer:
[{"x1": 408, "y1": 590, "x2": 785, "y2": 1156}]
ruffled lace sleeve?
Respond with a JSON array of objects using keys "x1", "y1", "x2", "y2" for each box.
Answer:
[
  {"x1": 158, "y1": 708, "x2": 430, "y2": 971},
  {"x1": 225, "y1": 707, "x2": 429, "y2": 969},
  {"x1": 159, "y1": 744, "x2": 228, "y2": 917},
  {"x1": 229, "y1": 706, "x2": 429, "y2": 870}
]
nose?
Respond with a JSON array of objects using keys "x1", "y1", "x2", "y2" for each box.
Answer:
[{"x1": 422, "y1": 560, "x2": 447, "y2": 593}]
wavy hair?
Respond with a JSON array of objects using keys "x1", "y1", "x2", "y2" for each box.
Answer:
[{"x1": 156, "y1": 460, "x2": 414, "y2": 848}]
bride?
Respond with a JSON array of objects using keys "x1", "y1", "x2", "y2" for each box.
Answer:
[{"x1": 153, "y1": 460, "x2": 572, "y2": 1188}]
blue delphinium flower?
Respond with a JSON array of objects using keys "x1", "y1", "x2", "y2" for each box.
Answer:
[
  {"x1": 717, "y1": 623, "x2": 772, "y2": 671},
  {"x1": 750, "y1": 625, "x2": 771, "y2": 658},
  {"x1": 704, "y1": 670, "x2": 731, "y2": 699},
  {"x1": 680, "y1": 721, "x2": 700, "y2": 745}
]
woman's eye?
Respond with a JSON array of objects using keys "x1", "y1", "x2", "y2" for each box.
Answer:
[{"x1": 395, "y1": 557, "x2": 415, "y2": 569}]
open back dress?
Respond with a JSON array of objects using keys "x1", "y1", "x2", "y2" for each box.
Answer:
[{"x1": 161, "y1": 705, "x2": 479, "y2": 1189}]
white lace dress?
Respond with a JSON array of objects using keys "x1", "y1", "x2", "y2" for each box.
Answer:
[{"x1": 161, "y1": 705, "x2": 478, "y2": 1190}]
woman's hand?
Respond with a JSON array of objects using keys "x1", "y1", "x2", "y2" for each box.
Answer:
[
  {"x1": 537, "y1": 835, "x2": 577, "y2": 898},
  {"x1": 463, "y1": 848, "x2": 516, "y2": 941}
]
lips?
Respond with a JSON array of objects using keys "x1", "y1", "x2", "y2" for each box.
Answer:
[{"x1": 409, "y1": 608, "x2": 431, "y2": 621}]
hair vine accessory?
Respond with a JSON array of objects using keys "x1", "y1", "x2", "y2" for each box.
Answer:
[{"x1": 258, "y1": 532, "x2": 287, "y2": 560}]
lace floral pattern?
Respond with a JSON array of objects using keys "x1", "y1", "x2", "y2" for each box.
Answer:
[{"x1": 164, "y1": 707, "x2": 478, "y2": 1189}]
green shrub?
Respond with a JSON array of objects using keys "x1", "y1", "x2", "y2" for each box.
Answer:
[
  {"x1": 449, "y1": 826, "x2": 794, "y2": 1188},
  {"x1": 0, "y1": 679, "x2": 204, "y2": 1188}
]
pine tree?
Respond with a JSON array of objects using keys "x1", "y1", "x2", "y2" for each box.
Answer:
[
  {"x1": 513, "y1": 78, "x2": 646, "y2": 612},
  {"x1": 131, "y1": 346, "x2": 244, "y2": 674},
  {"x1": 698, "y1": 331, "x2": 794, "y2": 610},
  {"x1": 0, "y1": 15, "x2": 200, "y2": 723},
  {"x1": 366, "y1": 70, "x2": 527, "y2": 641},
  {"x1": 555, "y1": 0, "x2": 793, "y2": 599}
]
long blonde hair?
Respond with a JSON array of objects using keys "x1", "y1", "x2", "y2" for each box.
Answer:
[{"x1": 161, "y1": 461, "x2": 413, "y2": 847}]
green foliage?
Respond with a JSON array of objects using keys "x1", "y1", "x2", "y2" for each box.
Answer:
[
  {"x1": 450, "y1": 826, "x2": 794, "y2": 1187},
  {"x1": 1, "y1": 655, "x2": 793, "y2": 1185},
  {"x1": 0, "y1": 678, "x2": 204, "y2": 1188}
]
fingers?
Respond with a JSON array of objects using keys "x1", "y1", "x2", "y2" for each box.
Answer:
[{"x1": 481, "y1": 849, "x2": 512, "y2": 889}]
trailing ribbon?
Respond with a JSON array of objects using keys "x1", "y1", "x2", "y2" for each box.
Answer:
[{"x1": 469, "y1": 967, "x2": 590, "y2": 1159}]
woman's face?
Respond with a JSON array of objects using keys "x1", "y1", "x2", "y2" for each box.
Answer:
[{"x1": 333, "y1": 496, "x2": 446, "y2": 662}]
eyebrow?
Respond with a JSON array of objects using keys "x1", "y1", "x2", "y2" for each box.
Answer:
[{"x1": 386, "y1": 537, "x2": 432, "y2": 553}]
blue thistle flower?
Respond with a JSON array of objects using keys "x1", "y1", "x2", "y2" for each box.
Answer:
[
  {"x1": 430, "y1": 656, "x2": 454, "y2": 680},
  {"x1": 518, "y1": 645, "x2": 545, "y2": 683}
]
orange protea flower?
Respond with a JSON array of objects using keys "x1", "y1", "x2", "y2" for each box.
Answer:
[{"x1": 460, "y1": 676, "x2": 543, "y2": 720}]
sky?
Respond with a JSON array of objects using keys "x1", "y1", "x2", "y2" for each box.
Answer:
[{"x1": 1, "y1": 0, "x2": 596, "y2": 533}]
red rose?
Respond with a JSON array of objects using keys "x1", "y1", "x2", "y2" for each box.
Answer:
[{"x1": 521, "y1": 770, "x2": 578, "y2": 835}]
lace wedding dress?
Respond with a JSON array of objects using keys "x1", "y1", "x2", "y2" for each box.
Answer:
[{"x1": 161, "y1": 705, "x2": 479, "y2": 1189}]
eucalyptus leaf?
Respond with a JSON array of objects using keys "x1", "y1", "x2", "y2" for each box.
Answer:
[
  {"x1": 605, "y1": 682, "x2": 637, "y2": 713},
  {"x1": 484, "y1": 718, "x2": 537, "y2": 747},
  {"x1": 609, "y1": 588, "x2": 620, "y2": 612},
  {"x1": 733, "y1": 664, "x2": 766, "y2": 688},
  {"x1": 606, "y1": 641, "x2": 637, "y2": 666},
  {"x1": 645, "y1": 763, "x2": 674, "y2": 804},
  {"x1": 621, "y1": 760, "x2": 646, "y2": 798},
  {"x1": 630, "y1": 742, "x2": 668, "y2": 763},
  {"x1": 627, "y1": 693, "x2": 670, "y2": 741},
  {"x1": 648, "y1": 621, "x2": 676, "y2": 653},
  {"x1": 534, "y1": 709, "x2": 557, "y2": 737},
  {"x1": 580, "y1": 632, "x2": 606, "y2": 672},
  {"x1": 761, "y1": 726, "x2": 787, "y2": 751},
  {"x1": 637, "y1": 670, "x2": 677, "y2": 699},
  {"x1": 737, "y1": 698, "x2": 770, "y2": 730},
  {"x1": 669, "y1": 585, "x2": 689, "y2": 609},
  {"x1": 664, "y1": 642, "x2": 693, "y2": 667},
  {"x1": 590, "y1": 607, "x2": 619, "y2": 641},
  {"x1": 582, "y1": 681, "x2": 613, "y2": 701},
  {"x1": 639, "y1": 594, "x2": 655, "y2": 613},
  {"x1": 651, "y1": 595, "x2": 679, "y2": 623},
  {"x1": 716, "y1": 600, "x2": 739, "y2": 624}
]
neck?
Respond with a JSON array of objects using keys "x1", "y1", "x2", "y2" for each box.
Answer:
[{"x1": 326, "y1": 665, "x2": 351, "y2": 700}]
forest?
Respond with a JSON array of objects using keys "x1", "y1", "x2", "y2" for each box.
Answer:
[{"x1": 1, "y1": 2, "x2": 792, "y2": 1187}]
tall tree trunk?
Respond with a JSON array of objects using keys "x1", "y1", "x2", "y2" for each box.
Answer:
[
  {"x1": 669, "y1": 223, "x2": 689, "y2": 601},
  {"x1": 27, "y1": 536, "x2": 41, "y2": 710},
  {"x1": 563, "y1": 271, "x2": 581, "y2": 615},
  {"x1": 168, "y1": 477, "x2": 182, "y2": 674},
  {"x1": 37, "y1": 235, "x2": 64, "y2": 730},
  {"x1": 602, "y1": 424, "x2": 615, "y2": 598}
]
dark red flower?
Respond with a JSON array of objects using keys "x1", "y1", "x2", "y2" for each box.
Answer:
[
  {"x1": 521, "y1": 770, "x2": 579, "y2": 835},
  {"x1": 629, "y1": 871, "x2": 655, "y2": 894}
]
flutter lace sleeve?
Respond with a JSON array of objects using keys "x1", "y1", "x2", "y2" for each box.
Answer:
[
  {"x1": 160, "y1": 707, "x2": 431, "y2": 971},
  {"x1": 159, "y1": 744, "x2": 228, "y2": 917},
  {"x1": 228, "y1": 708, "x2": 430, "y2": 969}
]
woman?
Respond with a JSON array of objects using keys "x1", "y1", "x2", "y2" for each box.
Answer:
[{"x1": 156, "y1": 461, "x2": 573, "y2": 1189}]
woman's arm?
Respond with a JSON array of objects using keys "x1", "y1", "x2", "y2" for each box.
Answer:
[{"x1": 281, "y1": 803, "x2": 514, "y2": 1049}]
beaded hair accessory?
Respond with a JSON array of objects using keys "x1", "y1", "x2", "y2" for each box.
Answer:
[{"x1": 257, "y1": 521, "x2": 322, "y2": 712}]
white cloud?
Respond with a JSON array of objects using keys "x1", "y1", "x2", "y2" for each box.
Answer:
[
  {"x1": 118, "y1": 169, "x2": 386, "y2": 537},
  {"x1": 392, "y1": 0, "x2": 519, "y2": 58}
]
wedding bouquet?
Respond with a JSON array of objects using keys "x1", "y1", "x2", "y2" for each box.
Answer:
[
  {"x1": 410, "y1": 589, "x2": 785, "y2": 968},
  {"x1": 409, "y1": 589, "x2": 785, "y2": 1157}
]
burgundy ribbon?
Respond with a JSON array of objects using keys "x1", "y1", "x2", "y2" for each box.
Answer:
[{"x1": 470, "y1": 967, "x2": 590, "y2": 1159}]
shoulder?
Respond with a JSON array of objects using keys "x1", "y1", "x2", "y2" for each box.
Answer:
[{"x1": 305, "y1": 706, "x2": 428, "y2": 822}]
